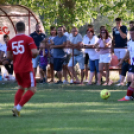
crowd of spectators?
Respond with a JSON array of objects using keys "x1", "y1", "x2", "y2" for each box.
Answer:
[{"x1": 0, "y1": 17, "x2": 134, "y2": 86}]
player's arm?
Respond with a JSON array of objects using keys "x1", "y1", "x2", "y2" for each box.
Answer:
[
  {"x1": 31, "y1": 49, "x2": 39, "y2": 58},
  {"x1": 28, "y1": 37, "x2": 39, "y2": 58}
]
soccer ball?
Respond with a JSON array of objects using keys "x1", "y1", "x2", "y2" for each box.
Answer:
[{"x1": 100, "y1": 89, "x2": 110, "y2": 100}]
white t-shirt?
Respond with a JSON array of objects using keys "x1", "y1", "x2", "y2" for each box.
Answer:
[
  {"x1": 83, "y1": 35, "x2": 99, "y2": 60},
  {"x1": 127, "y1": 40, "x2": 134, "y2": 65},
  {"x1": 64, "y1": 32, "x2": 71, "y2": 54},
  {"x1": 0, "y1": 44, "x2": 7, "y2": 56}
]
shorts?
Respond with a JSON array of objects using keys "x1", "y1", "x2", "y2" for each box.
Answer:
[
  {"x1": 54, "y1": 58, "x2": 64, "y2": 71},
  {"x1": 63, "y1": 54, "x2": 71, "y2": 65},
  {"x1": 89, "y1": 59, "x2": 99, "y2": 73},
  {"x1": 32, "y1": 55, "x2": 40, "y2": 68},
  {"x1": 84, "y1": 53, "x2": 89, "y2": 65},
  {"x1": 99, "y1": 53, "x2": 112, "y2": 63},
  {"x1": 128, "y1": 65, "x2": 134, "y2": 73},
  {"x1": 68, "y1": 54, "x2": 84, "y2": 70},
  {"x1": 15, "y1": 71, "x2": 36, "y2": 88},
  {"x1": 39, "y1": 63, "x2": 47, "y2": 71},
  {"x1": 121, "y1": 61, "x2": 129, "y2": 76},
  {"x1": 114, "y1": 48, "x2": 127, "y2": 60}
]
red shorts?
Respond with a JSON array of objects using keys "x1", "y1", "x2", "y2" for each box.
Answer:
[{"x1": 15, "y1": 71, "x2": 36, "y2": 88}]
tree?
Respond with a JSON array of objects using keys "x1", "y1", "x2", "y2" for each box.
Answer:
[{"x1": 1, "y1": 0, "x2": 134, "y2": 31}]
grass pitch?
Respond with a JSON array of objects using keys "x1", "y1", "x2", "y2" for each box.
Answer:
[{"x1": 0, "y1": 83, "x2": 133, "y2": 134}]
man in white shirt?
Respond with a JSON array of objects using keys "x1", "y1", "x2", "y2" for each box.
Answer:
[{"x1": 118, "y1": 27, "x2": 134, "y2": 101}]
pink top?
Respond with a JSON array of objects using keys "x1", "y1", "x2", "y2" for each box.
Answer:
[{"x1": 98, "y1": 37, "x2": 112, "y2": 54}]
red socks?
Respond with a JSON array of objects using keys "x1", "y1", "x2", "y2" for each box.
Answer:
[
  {"x1": 127, "y1": 87, "x2": 134, "y2": 96},
  {"x1": 14, "y1": 89, "x2": 25, "y2": 106},
  {"x1": 19, "y1": 90, "x2": 34, "y2": 107}
]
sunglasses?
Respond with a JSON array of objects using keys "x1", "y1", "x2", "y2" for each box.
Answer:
[{"x1": 101, "y1": 32, "x2": 106, "y2": 34}]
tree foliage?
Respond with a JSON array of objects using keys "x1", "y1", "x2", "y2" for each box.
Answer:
[{"x1": 1, "y1": 0, "x2": 134, "y2": 31}]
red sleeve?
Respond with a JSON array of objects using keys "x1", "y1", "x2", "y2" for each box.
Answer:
[
  {"x1": 7, "y1": 41, "x2": 12, "y2": 51},
  {"x1": 28, "y1": 37, "x2": 37, "y2": 50}
]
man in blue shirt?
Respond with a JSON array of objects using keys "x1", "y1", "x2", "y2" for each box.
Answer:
[
  {"x1": 113, "y1": 18, "x2": 127, "y2": 82},
  {"x1": 50, "y1": 26, "x2": 67, "y2": 84},
  {"x1": 30, "y1": 23, "x2": 46, "y2": 76}
]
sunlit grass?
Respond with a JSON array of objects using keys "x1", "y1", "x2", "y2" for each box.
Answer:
[{"x1": 0, "y1": 83, "x2": 134, "y2": 134}]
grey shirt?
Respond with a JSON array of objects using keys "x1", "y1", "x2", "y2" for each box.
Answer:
[{"x1": 69, "y1": 33, "x2": 83, "y2": 55}]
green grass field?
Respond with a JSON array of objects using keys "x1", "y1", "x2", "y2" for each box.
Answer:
[{"x1": 0, "y1": 83, "x2": 133, "y2": 134}]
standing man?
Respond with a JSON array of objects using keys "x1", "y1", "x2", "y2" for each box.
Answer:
[
  {"x1": 113, "y1": 18, "x2": 127, "y2": 83},
  {"x1": 68, "y1": 27, "x2": 84, "y2": 84},
  {"x1": 30, "y1": 23, "x2": 46, "y2": 76},
  {"x1": 7, "y1": 21, "x2": 38, "y2": 116},
  {"x1": 50, "y1": 26, "x2": 67, "y2": 84}
]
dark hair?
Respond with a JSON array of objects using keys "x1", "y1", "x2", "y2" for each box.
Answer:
[
  {"x1": 100, "y1": 29, "x2": 109, "y2": 39},
  {"x1": 3, "y1": 34, "x2": 9, "y2": 39},
  {"x1": 100, "y1": 25, "x2": 106, "y2": 31},
  {"x1": 16, "y1": 21, "x2": 25, "y2": 32},
  {"x1": 88, "y1": 24, "x2": 93, "y2": 28},
  {"x1": 50, "y1": 26, "x2": 57, "y2": 35},
  {"x1": 115, "y1": 18, "x2": 121, "y2": 22},
  {"x1": 86, "y1": 28, "x2": 94, "y2": 35},
  {"x1": 129, "y1": 21, "x2": 134, "y2": 24},
  {"x1": 130, "y1": 26, "x2": 134, "y2": 32}
]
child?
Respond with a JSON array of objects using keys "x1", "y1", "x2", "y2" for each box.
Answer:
[{"x1": 39, "y1": 41, "x2": 48, "y2": 83}]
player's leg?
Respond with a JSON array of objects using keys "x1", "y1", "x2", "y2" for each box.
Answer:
[{"x1": 12, "y1": 71, "x2": 36, "y2": 116}]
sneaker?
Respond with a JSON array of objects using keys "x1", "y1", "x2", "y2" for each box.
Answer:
[
  {"x1": 55, "y1": 81, "x2": 63, "y2": 84},
  {"x1": 83, "y1": 79, "x2": 88, "y2": 83},
  {"x1": 116, "y1": 83, "x2": 125, "y2": 86},
  {"x1": 39, "y1": 80, "x2": 44, "y2": 84},
  {"x1": 118, "y1": 97, "x2": 129, "y2": 101},
  {"x1": 63, "y1": 80, "x2": 69, "y2": 84},
  {"x1": 9, "y1": 75, "x2": 15, "y2": 81},
  {"x1": 70, "y1": 79, "x2": 74, "y2": 84},
  {"x1": 12, "y1": 108, "x2": 20, "y2": 117}
]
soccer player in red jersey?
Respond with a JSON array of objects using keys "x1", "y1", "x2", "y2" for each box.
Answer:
[{"x1": 7, "y1": 21, "x2": 38, "y2": 116}]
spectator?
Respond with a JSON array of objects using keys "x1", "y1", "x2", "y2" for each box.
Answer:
[
  {"x1": 0, "y1": 34, "x2": 14, "y2": 80},
  {"x1": 63, "y1": 26, "x2": 71, "y2": 84},
  {"x1": 30, "y1": 23, "x2": 46, "y2": 76},
  {"x1": 39, "y1": 41, "x2": 48, "y2": 83},
  {"x1": 50, "y1": 26, "x2": 67, "y2": 84},
  {"x1": 83, "y1": 24, "x2": 94, "y2": 83},
  {"x1": 47, "y1": 26, "x2": 57, "y2": 83},
  {"x1": 68, "y1": 27, "x2": 84, "y2": 84},
  {"x1": 113, "y1": 18, "x2": 127, "y2": 83},
  {"x1": 96, "y1": 29, "x2": 112, "y2": 85},
  {"x1": 116, "y1": 21, "x2": 134, "y2": 86},
  {"x1": 83, "y1": 28, "x2": 99, "y2": 85}
]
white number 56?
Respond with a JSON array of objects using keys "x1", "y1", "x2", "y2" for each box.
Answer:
[{"x1": 12, "y1": 40, "x2": 25, "y2": 55}]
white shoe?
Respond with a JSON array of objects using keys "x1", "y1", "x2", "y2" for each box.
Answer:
[
  {"x1": 83, "y1": 79, "x2": 88, "y2": 83},
  {"x1": 63, "y1": 80, "x2": 69, "y2": 84},
  {"x1": 9, "y1": 75, "x2": 15, "y2": 81},
  {"x1": 70, "y1": 79, "x2": 74, "y2": 84}
]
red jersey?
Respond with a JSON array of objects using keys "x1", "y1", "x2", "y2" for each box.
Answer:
[{"x1": 7, "y1": 34, "x2": 37, "y2": 73}]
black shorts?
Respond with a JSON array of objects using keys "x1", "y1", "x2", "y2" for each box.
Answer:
[
  {"x1": 128, "y1": 65, "x2": 134, "y2": 73},
  {"x1": 121, "y1": 61, "x2": 129, "y2": 76},
  {"x1": 84, "y1": 53, "x2": 89, "y2": 65},
  {"x1": 54, "y1": 58, "x2": 64, "y2": 71}
]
